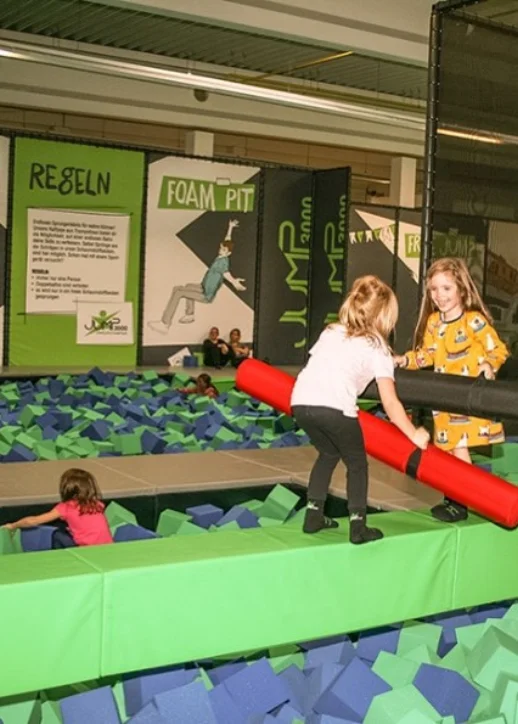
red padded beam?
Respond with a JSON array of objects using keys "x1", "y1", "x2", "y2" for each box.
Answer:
[{"x1": 236, "y1": 359, "x2": 518, "y2": 528}]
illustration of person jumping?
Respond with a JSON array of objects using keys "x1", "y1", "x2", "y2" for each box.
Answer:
[{"x1": 148, "y1": 219, "x2": 246, "y2": 333}]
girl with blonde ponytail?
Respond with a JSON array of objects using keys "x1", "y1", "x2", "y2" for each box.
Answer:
[{"x1": 291, "y1": 275, "x2": 429, "y2": 545}]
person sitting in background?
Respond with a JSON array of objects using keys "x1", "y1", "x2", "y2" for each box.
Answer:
[
  {"x1": 202, "y1": 326, "x2": 230, "y2": 368},
  {"x1": 228, "y1": 327, "x2": 251, "y2": 368},
  {"x1": 178, "y1": 373, "x2": 219, "y2": 398}
]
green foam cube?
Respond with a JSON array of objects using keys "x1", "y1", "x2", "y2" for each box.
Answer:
[
  {"x1": 111, "y1": 682, "x2": 128, "y2": 723},
  {"x1": 114, "y1": 433, "x2": 143, "y2": 456},
  {"x1": 397, "y1": 621, "x2": 442, "y2": 656},
  {"x1": 142, "y1": 370, "x2": 159, "y2": 381},
  {"x1": 172, "y1": 373, "x2": 192, "y2": 387},
  {"x1": 283, "y1": 509, "x2": 306, "y2": 527},
  {"x1": 216, "y1": 521, "x2": 240, "y2": 531},
  {"x1": 157, "y1": 509, "x2": 193, "y2": 536},
  {"x1": 27, "y1": 425, "x2": 43, "y2": 441},
  {"x1": 41, "y1": 699, "x2": 62, "y2": 724},
  {"x1": 467, "y1": 626, "x2": 518, "y2": 691},
  {"x1": 241, "y1": 499, "x2": 264, "y2": 513},
  {"x1": 106, "y1": 502, "x2": 137, "y2": 530},
  {"x1": 0, "y1": 440, "x2": 11, "y2": 456},
  {"x1": 0, "y1": 426, "x2": 21, "y2": 444},
  {"x1": 0, "y1": 528, "x2": 22, "y2": 555},
  {"x1": 372, "y1": 651, "x2": 420, "y2": 688},
  {"x1": 364, "y1": 684, "x2": 440, "y2": 723},
  {"x1": 488, "y1": 675, "x2": 518, "y2": 724},
  {"x1": 438, "y1": 644, "x2": 469, "y2": 677},
  {"x1": 401, "y1": 644, "x2": 440, "y2": 666},
  {"x1": 20, "y1": 404, "x2": 46, "y2": 428},
  {"x1": 456, "y1": 621, "x2": 487, "y2": 651},
  {"x1": 258, "y1": 517, "x2": 284, "y2": 528},
  {"x1": 195, "y1": 668, "x2": 214, "y2": 691},
  {"x1": 14, "y1": 432, "x2": 37, "y2": 450},
  {"x1": 259, "y1": 484, "x2": 300, "y2": 522},
  {"x1": 175, "y1": 521, "x2": 209, "y2": 536},
  {"x1": 0, "y1": 696, "x2": 41, "y2": 724},
  {"x1": 268, "y1": 645, "x2": 304, "y2": 674},
  {"x1": 34, "y1": 441, "x2": 59, "y2": 461}
]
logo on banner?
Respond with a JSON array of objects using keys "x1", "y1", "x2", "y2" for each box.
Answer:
[{"x1": 77, "y1": 302, "x2": 133, "y2": 345}]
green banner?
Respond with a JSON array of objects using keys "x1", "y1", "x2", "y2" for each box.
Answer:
[
  {"x1": 158, "y1": 176, "x2": 255, "y2": 212},
  {"x1": 9, "y1": 138, "x2": 145, "y2": 365}
]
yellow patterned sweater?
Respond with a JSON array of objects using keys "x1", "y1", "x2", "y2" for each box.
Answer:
[{"x1": 404, "y1": 311, "x2": 508, "y2": 451}]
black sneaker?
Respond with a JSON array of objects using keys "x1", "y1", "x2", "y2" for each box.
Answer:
[{"x1": 431, "y1": 500, "x2": 468, "y2": 523}]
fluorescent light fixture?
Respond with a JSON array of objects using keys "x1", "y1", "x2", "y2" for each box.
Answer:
[
  {"x1": 0, "y1": 39, "x2": 426, "y2": 131},
  {"x1": 438, "y1": 127, "x2": 502, "y2": 144}
]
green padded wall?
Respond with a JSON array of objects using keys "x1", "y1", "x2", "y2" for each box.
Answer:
[{"x1": 2, "y1": 510, "x2": 518, "y2": 698}]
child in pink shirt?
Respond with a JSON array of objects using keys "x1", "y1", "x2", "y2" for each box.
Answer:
[{"x1": 5, "y1": 468, "x2": 113, "y2": 548}]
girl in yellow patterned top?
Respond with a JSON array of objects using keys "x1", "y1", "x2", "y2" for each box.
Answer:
[{"x1": 394, "y1": 257, "x2": 508, "y2": 523}]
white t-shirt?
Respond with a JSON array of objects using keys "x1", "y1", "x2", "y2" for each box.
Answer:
[{"x1": 291, "y1": 325, "x2": 395, "y2": 417}]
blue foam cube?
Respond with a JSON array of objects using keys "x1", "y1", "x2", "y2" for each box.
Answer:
[
  {"x1": 123, "y1": 666, "x2": 198, "y2": 716},
  {"x1": 315, "y1": 657, "x2": 392, "y2": 720},
  {"x1": 208, "y1": 662, "x2": 247, "y2": 686},
  {"x1": 4, "y1": 444, "x2": 37, "y2": 462},
  {"x1": 114, "y1": 525, "x2": 158, "y2": 542},
  {"x1": 154, "y1": 681, "x2": 216, "y2": 723},
  {"x1": 413, "y1": 663, "x2": 479, "y2": 721},
  {"x1": 186, "y1": 504, "x2": 224, "y2": 529},
  {"x1": 60, "y1": 686, "x2": 121, "y2": 724},
  {"x1": 127, "y1": 703, "x2": 169, "y2": 723},
  {"x1": 223, "y1": 658, "x2": 289, "y2": 717},
  {"x1": 304, "y1": 641, "x2": 356, "y2": 672},
  {"x1": 356, "y1": 625, "x2": 401, "y2": 663},
  {"x1": 208, "y1": 684, "x2": 246, "y2": 724},
  {"x1": 82, "y1": 421, "x2": 111, "y2": 441},
  {"x1": 21, "y1": 525, "x2": 57, "y2": 552},
  {"x1": 470, "y1": 603, "x2": 508, "y2": 624},
  {"x1": 141, "y1": 430, "x2": 167, "y2": 454},
  {"x1": 216, "y1": 505, "x2": 259, "y2": 529},
  {"x1": 304, "y1": 664, "x2": 346, "y2": 715},
  {"x1": 278, "y1": 665, "x2": 305, "y2": 714}
]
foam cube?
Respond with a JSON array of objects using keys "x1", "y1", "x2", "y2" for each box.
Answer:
[
  {"x1": 413, "y1": 663, "x2": 479, "y2": 721},
  {"x1": 467, "y1": 626, "x2": 518, "y2": 690},
  {"x1": 41, "y1": 699, "x2": 62, "y2": 724},
  {"x1": 397, "y1": 621, "x2": 442, "y2": 657},
  {"x1": 21, "y1": 525, "x2": 56, "y2": 552},
  {"x1": 364, "y1": 684, "x2": 440, "y2": 723},
  {"x1": 186, "y1": 504, "x2": 224, "y2": 529},
  {"x1": 154, "y1": 681, "x2": 216, "y2": 723},
  {"x1": 123, "y1": 666, "x2": 198, "y2": 716},
  {"x1": 304, "y1": 640, "x2": 356, "y2": 672},
  {"x1": 60, "y1": 687, "x2": 121, "y2": 724},
  {"x1": 176, "y1": 521, "x2": 209, "y2": 536},
  {"x1": 126, "y1": 703, "x2": 168, "y2": 723},
  {"x1": 140, "y1": 430, "x2": 167, "y2": 454},
  {"x1": 278, "y1": 665, "x2": 306, "y2": 714},
  {"x1": 357, "y1": 625, "x2": 401, "y2": 663},
  {"x1": 114, "y1": 524, "x2": 158, "y2": 542},
  {"x1": 156, "y1": 509, "x2": 192, "y2": 536},
  {"x1": 208, "y1": 683, "x2": 247, "y2": 724},
  {"x1": 0, "y1": 527, "x2": 22, "y2": 555},
  {"x1": 372, "y1": 651, "x2": 420, "y2": 689},
  {"x1": 489, "y1": 674, "x2": 518, "y2": 724},
  {"x1": 223, "y1": 658, "x2": 289, "y2": 717},
  {"x1": 259, "y1": 485, "x2": 299, "y2": 521},
  {"x1": 216, "y1": 505, "x2": 259, "y2": 529},
  {"x1": 208, "y1": 662, "x2": 247, "y2": 686},
  {"x1": 314, "y1": 657, "x2": 391, "y2": 721},
  {"x1": 304, "y1": 664, "x2": 347, "y2": 714},
  {"x1": 470, "y1": 603, "x2": 509, "y2": 624},
  {"x1": 0, "y1": 696, "x2": 40, "y2": 724},
  {"x1": 106, "y1": 502, "x2": 138, "y2": 529}
]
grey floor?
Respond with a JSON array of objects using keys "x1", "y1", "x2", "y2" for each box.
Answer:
[{"x1": 0, "y1": 364, "x2": 441, "y2": 511}]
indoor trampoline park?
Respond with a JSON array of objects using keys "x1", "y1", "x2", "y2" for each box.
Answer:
[{"x1": 1, "y1": 0, "x2": 518, "y2": 722}]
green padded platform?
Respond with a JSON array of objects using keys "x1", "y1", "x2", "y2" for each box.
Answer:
[{"x1": 3, "y1": 509, "x2": 518, "y2": 698}]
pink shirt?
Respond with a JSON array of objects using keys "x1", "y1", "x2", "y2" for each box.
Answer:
[{"x1": 56, "y1": 500, "x2": 113, "y2": 546}]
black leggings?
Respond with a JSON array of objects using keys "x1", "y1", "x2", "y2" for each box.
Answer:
[{"x1": 293, "y1": 405, "x2": 369, "y2": 515}]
